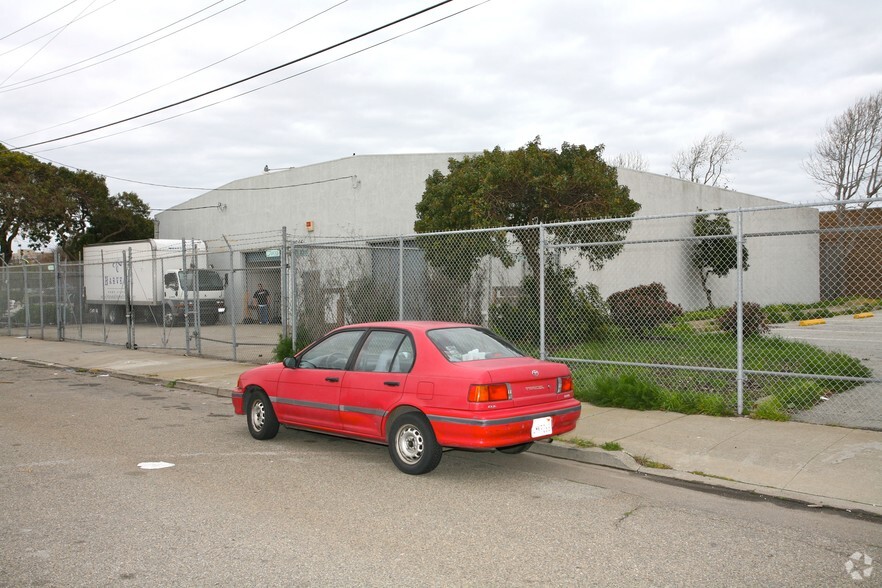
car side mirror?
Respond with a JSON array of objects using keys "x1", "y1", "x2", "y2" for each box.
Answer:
[{"x1": 283, "y1": 357, "x2": 298, "y2": 369}]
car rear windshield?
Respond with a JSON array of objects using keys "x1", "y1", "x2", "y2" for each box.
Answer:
[{"x1": 427, "y1": 327, "x2": 523, "y2": 362}]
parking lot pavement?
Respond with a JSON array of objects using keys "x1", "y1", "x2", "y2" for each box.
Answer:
[
  {"x1": 2, "y1": 334, "x2": 882, "y2": 516},
  {"x1": 770, "y1": 314, "x2": 882, "y2": 429}
]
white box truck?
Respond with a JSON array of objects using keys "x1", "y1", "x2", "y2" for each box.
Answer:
[{"x1": 83, "y1": 239, "x2": 225, "y2": 326}]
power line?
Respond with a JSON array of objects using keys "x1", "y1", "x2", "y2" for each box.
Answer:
[
  {"x1": 0, "y1": 0, "x2": 100, "y2": 87},
  {"x1": 13, "y1": 0, "x2": 454, "y2": 150},
  {"x1": 0, "y1": 0, "x2": 118, "y2": 59},
  {"x1": 0, "y1": 0, "x2": 80, "y2": 42},
  {"x1": 9, "y1": 0, "x2": 349, "y2": 141},
  {"x1": 27, "y1": 0, "x2": 488, "y2": 154},
  {"x1": 0, "y1": 0, "x2": 242, "y2": 93}
]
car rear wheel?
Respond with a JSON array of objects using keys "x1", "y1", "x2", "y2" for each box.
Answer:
[
  {"x1": 387, "y1": 413, "x2": 442, "y2": 475},
  {"x1": 247, "y1": 391, "x2": 279, "y2": 440},
  {"x1": 497, "y1": 442, "x2": 533, "y2": 454}
]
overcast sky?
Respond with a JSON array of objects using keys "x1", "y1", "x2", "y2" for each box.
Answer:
[{"x1": 2, "y1": 0, "x2": 881, "y2": 215}]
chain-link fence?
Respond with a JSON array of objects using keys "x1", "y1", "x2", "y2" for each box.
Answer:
[{"x1": 4, "y1": 198, "x2": 881, "y2": 429}]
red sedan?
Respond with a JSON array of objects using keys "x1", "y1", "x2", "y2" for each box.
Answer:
[{"x1": 232, "y1": 321, "x2": 581, "y2": 474}]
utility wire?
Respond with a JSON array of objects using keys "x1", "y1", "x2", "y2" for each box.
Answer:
[
  {"x1": 13, "y1": 0, "x2": 454, "y2": 150},
  {"x1": 0, "y1": 0, "x2": 80, "y2": 42},
  {"x1": 0, "y1": 0, "x2": 100, "y2": 87},
  {"x1": 0, "y1": 0, "x2": 241, "y2": 93},
  {"x1": 29, "y1": 0, "x2": 487, "y2": 154},
  {"x1": 9, "y1": 0, "x2": 349, "y2": 141},
  {"x1": 0, "y1": 0, "x2": 118, "y2": 58}
]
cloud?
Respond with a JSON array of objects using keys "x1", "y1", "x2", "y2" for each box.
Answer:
[{"x1": 1, "y1": 0, "x2": 880, "y2": 213}]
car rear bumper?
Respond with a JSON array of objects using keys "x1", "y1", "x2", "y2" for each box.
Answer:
[{"x1": 426, "y1": 401, "x2": 582, "y2": 449}]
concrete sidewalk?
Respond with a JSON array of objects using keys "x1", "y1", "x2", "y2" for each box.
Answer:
[{"x1": 2, "y1": 336, "x2": 881, "y2": 517}]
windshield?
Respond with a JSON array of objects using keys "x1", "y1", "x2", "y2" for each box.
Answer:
[
  {"x1": 178, "y1": 269, "x2": 224, "y2": 291},
  {"x1": 427, "y1": 327, "x2": 523, "y2": 362}
]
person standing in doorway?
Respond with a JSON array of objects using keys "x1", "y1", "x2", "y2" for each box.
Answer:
[{"x1": 253, "y1": 283, "x2": 271, "y2": 324}]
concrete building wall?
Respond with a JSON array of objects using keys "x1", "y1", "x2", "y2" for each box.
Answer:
[{"x1": 156, "y1": 153, "x2": 820, "y2": 312}]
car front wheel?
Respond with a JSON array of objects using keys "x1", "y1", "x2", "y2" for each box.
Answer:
[
  {"x1": 387, "y1": 413, "x2": 442, "y2": 475},
  {"x1": 247, "y1": 391, "x2": 279, "y2": 440}
]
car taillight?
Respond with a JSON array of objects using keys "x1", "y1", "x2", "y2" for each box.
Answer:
[
  {"x1": 468, "y1": 383, "x2": 511, "y2": 402},
  {"x1": 557, "y1": 376, "x2": 573, "y2": 394}
]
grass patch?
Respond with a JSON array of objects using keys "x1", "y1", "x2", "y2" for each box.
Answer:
[
  {"x1": 165, "y1": 380, "x2": 178, "y2": 389},
  {"x1": 690, "y1": 471, "x2": 736, "y2": 482},
  {"x1": 751, "y1": 396, "x2": 789, "y2": 421},
  {"x1": 556, "y1": 436, "x2": 596, "y2": 448},
  {"x1": 633, "y1": 455, "x2": 671, "y2": 469},
  {"x1": 556, "y1": 437, "x2": 624, "y2": 452},
  {"x1": 566, "y1": 327, "x2": 871, "y2": 420}
]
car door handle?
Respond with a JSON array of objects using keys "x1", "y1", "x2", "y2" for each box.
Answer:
[
  {"x1": 325, "y1": 377, "x2": 340, "y2": 383},
  {"x1": 383, "y1": 381, "x2": 400, "y2": 387}
]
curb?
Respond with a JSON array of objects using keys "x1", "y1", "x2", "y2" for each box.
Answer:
[
  {"x1": 531, "y1": 440, "x2": 882, "y2": 519},
  {"x1": 0, "y1": 354, "x2": 235, "y2": 398}
]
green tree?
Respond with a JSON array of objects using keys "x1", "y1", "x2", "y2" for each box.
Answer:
[
  {"x1": 61, "y1": 191, "x2": 154, "y2": 258},
  {"x1": 0, "y1": 145, "x2": 153, "y2": 262},
  {"x1": 0, "y1": 145, "x2": 56, "y2": 264},
  {"x1": 692, "y1": 210, "x2": 749, "y2": 309},
  {"x1": 414, "y1": 137, "x2": 641, "y2": 278}
]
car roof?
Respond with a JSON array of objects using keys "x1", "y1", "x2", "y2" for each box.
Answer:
[{"x1": 335, "y1": 321, "x2": 477, "y2": 333}]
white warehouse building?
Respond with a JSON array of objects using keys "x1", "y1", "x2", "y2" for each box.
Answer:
[{"x1": 155, "y1": 153, "x2": 819, "y2": 317}]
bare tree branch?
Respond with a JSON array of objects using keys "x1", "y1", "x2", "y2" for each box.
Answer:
[
  {"x1": 609, "y1": 150, "x2": 649, "y2": 171},
  {"x1": 805, "y1": 89, "x2": 882, "y2": 210},
  {"x1": 671, "y1": 132, "x2": 743, "y2": 188}
]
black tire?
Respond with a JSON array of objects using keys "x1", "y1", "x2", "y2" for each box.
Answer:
[
  {"x1": 105, "y1": 305, "x2": 125, "y2": 324},
  {"x1": 247, "y1": 391, "x2": 279, "y2": 440},
  {"x1": 200, "y1": 311, "x2": 219, "y2": 326},
  {"x1": 387, "y1": 412, "x2": 442, "y2": 475},
  {"x1": 163, "y1": 304, "x2": 178, "y2": 328},
  {"x1": 497, "y1": 442, "x2": 533, "y2": 454}
]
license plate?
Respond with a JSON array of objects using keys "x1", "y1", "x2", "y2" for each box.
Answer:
[{"x1": 531, "y1": 416, "x2": 553, "y2": 438}]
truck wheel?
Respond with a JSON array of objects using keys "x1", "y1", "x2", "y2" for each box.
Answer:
[
  {"x1": 163, "y1": 305, "x2": 178, "y2": 328},
  {"x1": 200, "y1": 311, "x2": 219, "y2": 326},
  {"x1": 105, "y1": 305, "x2": 125, "y2": 324}
]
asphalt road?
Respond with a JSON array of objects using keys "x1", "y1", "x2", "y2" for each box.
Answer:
[{"x1": 1, "y1": 360, "x2": 880, "y2": 587}]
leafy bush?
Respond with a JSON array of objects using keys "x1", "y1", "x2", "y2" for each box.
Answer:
[
  {"x1": 718, "y1": 302, "x2": 769, "y2": 336},
  {"x1": 577, "y1": 373, "x2": 662, "y2": 410},
  {"x1": 607, "y1": 282, "x2": 682, "y2": 336},
  {"x1": 345, "y1": 276, "x2": 396, "y2": 324},
  {"x1": 272, "y1": 324, "x2": 315, "y2": 362},
  {"x1": 751, "y1": 397, "x2": 789, "y2": 421},
  {"x1": 490, "y1": 265, "x2": 607, "y2": 347},
  {"x1": 768, "y1": 380, "x2": 826, "y2": 410}
]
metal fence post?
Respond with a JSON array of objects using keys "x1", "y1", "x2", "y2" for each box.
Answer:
[
  {"x1": 192, "y1": 240, "x2": 202, "y2": 355},
  {"x1": 181, "y1": 239, "x2": 191, "y2": 355},
  {"x1": 4, "y1": 263, "x2": 10, "y2": 335},
  {"x1": 23, "y1": 263, "x2": 30, "y2": 338},
  {"x1": 223, "y1": 235, "x2": 237, "y2": 361},
  {"x1": 282, "y1": 226, "x2": 289, "y2": 338},
  {"x1": 124, "y1": 250, "x2": 134, "y2": 350},
  {"x1": 736, "y1": 208, "x2": 745, "y2": 415},
  {"x1": 398, "y1": 237, "x2": 405, "y2": 321},
  {"x1": 55, "y1": 251, "x2": 63, "y2": 341},
  {"x1": 38, "y1": 262, "x2": 44, "y2": 339},
  {"x1": 100, "y1": 250, "x2": 107, "y2": 342},
  {"x1": 539, "y1": 224, "x2": 547, "y2": 360},
  {"x1": 291, "y1": 242, "x2": 299, "y2": 352}
]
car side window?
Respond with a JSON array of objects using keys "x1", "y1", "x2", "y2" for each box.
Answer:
[
  {"x1": 299, "y1": 330, "x2": 364, "y2": 370},
  {"x1": 353, "y1": 331, "x2": 408, "y2": 373}
]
